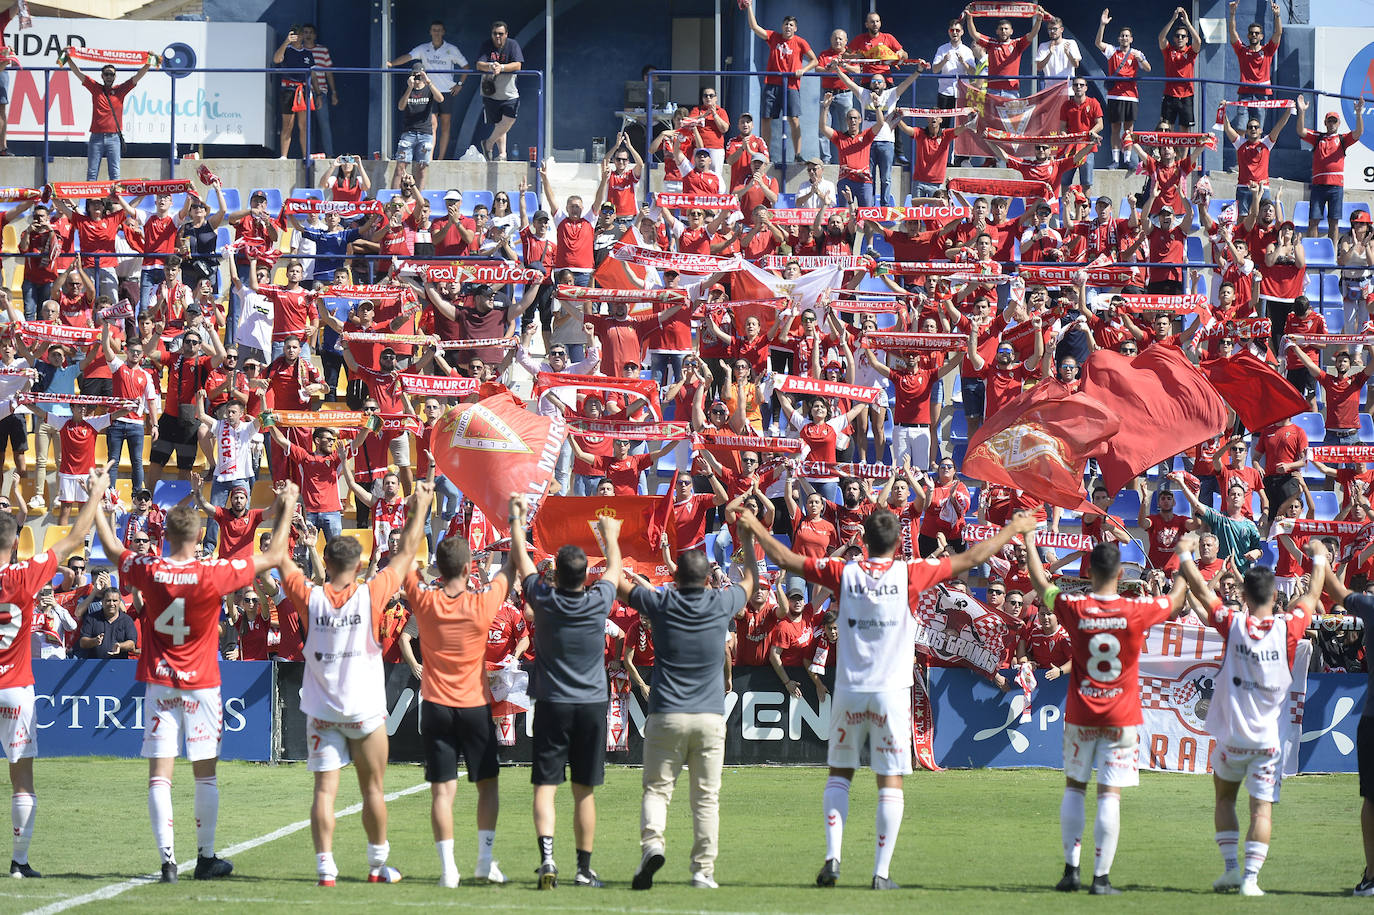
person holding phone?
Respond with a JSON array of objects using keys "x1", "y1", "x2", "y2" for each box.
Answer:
[
  {"x1": 274, "y1": 24, "x2": 316, "y2": 159},
  {"x1": 321, "y1": 155, "x2": 371, "y2": 202}
]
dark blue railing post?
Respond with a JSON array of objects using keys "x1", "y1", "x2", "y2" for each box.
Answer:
[
  {"x1": 41, "y1": 68, "x2": 49, "y2": 184},
  {"x1": 168, "y1": 73, "x2": 178, "y2": 168},
  {"x1": 643, "y1": 71, "x2": 655, "y2": 205},
  {"x1": 535, "y1": 69, "x2": 546, "y2": 198}
]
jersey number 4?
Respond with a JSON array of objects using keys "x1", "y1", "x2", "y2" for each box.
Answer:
[
  {"x1": 1086, "y1": 633, "x2": 1122, "y2": 682},
  {"x1": 153, "y1": 598, "x2": 190, "y2": 646}
]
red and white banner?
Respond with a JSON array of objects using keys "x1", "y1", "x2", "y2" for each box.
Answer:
[
  {"x1": 1287, "y1": 333, "x2": 1374, "y2": 347},
  {"x1": 963, "y1": 522, "x2": 1093, "y2": 552},
  {"x1": 341, "y1": 331, "x2": 432, "y2": 346},
  {"x1": 280, "y1": 198, "x2": 386, "y2": 217},
  {"x1": 798, "y1": 459, "x2": 893, "y2": 480},
  {"x1": 1124, "y1": 130, "x2": 1218, "y2": 151},
  {"x1": 98, "y1": 302, "x2": 134, "y2": 323},
  {"x1": 913, "y1": 585, "x2": 1014, "y2": 675},
  {"x1": 567, "y1": 418, "x2": 691, "y2": 440},
  {"x1": 1020, "y1": 262, "x2": 1141, "y2": 287},
  {"x1": 947, "y1": 177, "x2": 1054, "y2": 200},
  {"x1": 531, "y1": 491, "x2": 676, "y2": 565},
  {"x1": 899, "y1": 107, "x2": 975, "y2": 119},
  {"x1": 47, "y1": 181, "x2": 117, "y2": 199},
  {"x1": 1201, "y1": 317, "x2": 1271, "y2": 339},
  {"x1": 885, "y1": 261, "x2": 1003, "y2": 279},
  {"x1": 824, "y1": 297, "x2": 907, "y2": 313},
  {"x1": 118, "y1": 179, "x2": 196, "y2": 197},
  {"x1": 691, "y1": 432, "x2": 803, "y2": 454},
  {"x1": 855, "y1": 205, "x2": 972, "y2": 222},
  {"x1": 16, "y1": 322, "x2": 102, "y2": 346},
  {"x1": 61, "y1": 46, "x2": 156, "y2": 68},
  {"x1": 984, "y1": 129, "x2": 1092, "y2": 147},
  {"x1": 607, "y1": 669, "x2": 630, "y2": 752},
  {"x1": 757, "y1": 254, "x2": 873, "y2": 271},
  {"x1": 555, "y1": 284, "x2": 688, "y2": 303},
  {"x1": 323, "y1": 284, "x2": 410, "y2": 301},
  {"x1": 774, "y1": 373, "x2": 880, "y2": 404},
  {"x1": 964, "y1": 1, "x2": 1045, "y2": 16},
  {"x1": 439, "y1": 336, "x2": 517, "y2": 351},
  {"x1": 863, "y1": 331, "x2": 966, "y2": 352},
  {"x1": 764, "y1": 207, "x2": 851, "y2": 226},
  {"x1": 655, "y1": 193, "x2": 738, "y2": 210},
  {"x1": 1109, "y1": 293, "x2": 1211, "y2": 318},
  {"x1": 1137, "y1": 622, "x2": 1308, "y2": 776},
  {"x1": 955, "y1": 78, "x2": 1074, "y2": 163},
  {"x1": 612, "y1": 243, "x2": 735, "y2": 274},
  {"x1": 1309, "y1": 445, "x2": 1374, "y2": 463},
  {"x1": 17, "y1": 393, "x2": 133, "y2": 408},
  {"x1": 1280, "y1": 518, "x2": 1369, "y2": 540},
  {"x1": 911, "y1": 662, "x2": 942, "y2": 772},
  {"x1": 0, "y1": 187, "x2": 42, "y2": 202},
  {"x1": 535, "y1": 372, "x2": 661, "y2": 419},
  {"x1": 421, "y1": 262, "x2": 547, "y2": 285},
  {"x1": 398, "y1": 373, "x2": 479, "y2": 398}
]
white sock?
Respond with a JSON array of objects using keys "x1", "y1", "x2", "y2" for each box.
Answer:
[
  {"x1": 11, "y1": 792, "x2": 35, "y2": 865},
  {"x1": 823, "y1": 776, "x2": 850, "y2": 862},
  {"x1": 872, "y1": 787, "x2": 903, "y2": 880},
  {"x1": 1093, "y1": 794, "x2": 1120, "y2": 878},
  {"x1": 367, "y1": 841, "x2": 390, "y2": 868},
  {"x1": 1243, "y1": 841, "x2": 1268, "y2": 880},
  {"x1": 1060, "y1": 787, "x2": 1085, "y2": 867},
  {"x1": 1215, "y1": 830, "x2": 1240, "y2": 872},
  {"x1": 436, "y1": 838, "x2": 457, "y2": 876},
  {"x1": 149, "y1": 777, "x2": 175, "y2": 864},
  {"x1": 316, "y1": 851, "x2": 337, "y2": 879},
  {"x1": 194, "y1": 776, "x2": 218, "y2": 858},
  {"x1": 477, "y1": 829, "x2": 495, "y2": 869}
]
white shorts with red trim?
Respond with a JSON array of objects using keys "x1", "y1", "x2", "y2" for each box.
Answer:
[
  {"x1": 1212, "y1": 742, "x2": 1282, "y2": 802},
  {"x1": 0, "y1": 685, "x2": 37, "y2": 763},
  {"x1": 1062, "y1": 722, "x2": 1140, "y2": 787},
  {"x1": 141, "y1": 684, "x2": 223, "y2": 762},
  {"x1": 306, "y1": 713, "x2": 386, "y2": 772},
  {"x1": 57, "y1": 472, "x2": 89, "y2": 504},
  {"x1": 828, "y1": 687, "x2": 912, "y2": 776}
]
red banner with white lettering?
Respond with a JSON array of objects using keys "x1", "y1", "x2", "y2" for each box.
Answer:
[{"x1": 774, "y1": 373, "x2": 880, "y2": 404}]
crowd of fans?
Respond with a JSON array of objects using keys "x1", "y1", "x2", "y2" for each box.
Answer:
[{"x1": 9, "y1": 3, "x2": 1374, "y2": 713}]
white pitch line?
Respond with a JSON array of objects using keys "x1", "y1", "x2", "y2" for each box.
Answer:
[{"x1": 22, "y1": 781, "x2": 429, "y2": 915}]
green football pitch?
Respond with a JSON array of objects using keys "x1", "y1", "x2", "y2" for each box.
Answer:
[{"x1": 3, "y1": 759, "x2": 1364, "y2": 913}]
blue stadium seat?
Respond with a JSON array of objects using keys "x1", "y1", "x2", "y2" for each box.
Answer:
[
  {"x1": 1303, "y1": 236, "x2": 1336, "y2": 267},
  {"x1": 218, "y1": 188, "x2": 241, "y2": 212},
  {"x1": 1118, "y1": 539, "x2": 1146, "y2": 567},
  {"x1": 423, "y1": 189, "x2": 449, "y2": 213},
  {"x1": 374, "y1": 188, "x2": 400, "y2": 204},
  {"x1": 153, "y1": 479, "x2": 191, "y2": 510},
  {"x1": 949, "y1": 410, "x2": 968, "y2": 439},
  {"x1": 290, "y1": 187, "x2": 323, "y2": 201},
  {"x1": 1311, "y1": 490, "x2": 1340, "y2": 520},
  {"x1": 249, "y1": 188, "x2": 284, "y2": 217},
  {"x1": 461, "y1": 190, "x2": 493, "y2": 216},
  {"x1": 215, "y1": 226, "x2": 232, "y2": 249},
  {"x1": 776, "y1": 193, "x2": 796, "y2": 209},
  {"x1": 1344, "y1": 202, "x2": 1370, "y2": 229},
  {"x1": 869, "y1": 236, "x2": 894, "y2": 260},
  {"x1": 1208, "y1": 198, "x2": 1236, "y2": 222},
  {"x1": 519, "y1": 190, "x2": 539, "y2": 214},
  {"x1": 1324, "y1": 307, "x2": 1345, "y2": 333},
  {"x1": 1308, "y1": 272, "x2": 1340, "y2": 307},
  {"x1": 1110, "y1": 489, "x2": 1141, "y2": 518},
  {"x1": 1292, "y1": 412, "x2": 1326, "y2": 442},
  {"x1": 1256, "y1": 540, "x2": 1278, "y2": 569},
  {"x1": 1118, "y1": 199, "x2": 1133, "y2": 220},
  {"x1": 1185, "y1": 235, "x2": 1204, "y2": 264},
  {"x1": 874, "y1": 310, "x2": 899, "y2": 330},
  {"x1": 1292, "y1": 200, "x2": 1310, "y2": 227},
  {"x1": 950, "y1": 440, "x2": 968, "y2": 467},
  {"x1": 1006, "y1": 198, "x2": 1025, "y2": 219}
]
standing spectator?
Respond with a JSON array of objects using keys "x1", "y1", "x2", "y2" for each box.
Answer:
[
  {"x1": 896, "y1": 115, "x2": 968, "y2": 197},
  {"x1": 1339, "y1": 211, "x2": 1374, "y2": 333},
  {"x1": 320, "y1": 156, "x2": 372, "y2": 201},
  {"x1": 819, "y1": 102, "x2": 879, "y2": 207},
  {"x1": 724, "y1": 114, "x2": 769, "y2": 191},
  {"x1": 388, "y1": 20, "x2": 469, "y2": 160},
  {"x1": 64, "y1": 54, "x2": 152, "y2": 180},
  {"x1": 1157, "y1": 8, "x2": 1201, "y2": 131},
  {"x1": 794, "y1": 158, "x2": 837, "y2": 207},
  {"x1": 540, "y1": 162, "x2": 594, "y2": 286},
  {"x1": 1095, "y1": 10, "x2": 1151, "y2": 169},
  {"x1": 932, "y1": 19, "x2": 976, "y2": 109},
  {"x1": 618, "y1": 534, "x2": 754, "y2": 890},
  {"x1": 742, "y1": 0, "x2": 818, "y2": 165},
  {"x1": 1228, "y1": 0, "x2": 1283, "y2": 130},
  {"x1": 52, "y1": 193, "x2": 135, "y2": 301},
  {"x1": 32, "y1": 586, "x2": 77, "y2": 661},
  {"x1": 393, "y1": 64, "x2": 442, "y2": 190},
  {"x1": 847, "y1": 12, "x2": 907, "y2": 82},
  {"x1": 18, "y1": 205, "x2": 63, "y2": 321},
  {"x1": 264, "y1": 424, "x2": 351, "y2": 541},
  {"x1": 76, "y1": 586, "x2": 138, "y2": 659},
  {"x1": 1036, "y1": 17, "x2": 1082, "y2": 90},
  {"x1": 964, "y1": 10, "x2": 1042, "y2": 94},
  {"x1": 1295, "y1": 96, "x2": 1365, "y2": 242},
  {"x1": 102, "y1": 326, "x2": 158, "y2": 495},
  {"x1": 1059, "y1": 78, "x2": 1104, "y2": 195},
  {"x1": 273, "y1": 25, "x2": 316, "y2": 159},
  {"x1": 473, "y1": 20, "x2": 525, "y2": 162},
  {"x1": 688, "y1": 87, "x2": 730, "y2": 179},
  {"x1": 1258, "y1": 416, "x2": 1309, "y2": 521},
  {"x1": 511, "y1": 516, "x2": 622, "y2": 889},
  {"x1": 299, "y1": 24, "x2": 337, "y2": 157},
  {"x1": 816, "y1": 30, "x2": 860, "y2": 165},
  {"x1": 1222, "y1": 103, "x2": 1292, "y2": 216}
]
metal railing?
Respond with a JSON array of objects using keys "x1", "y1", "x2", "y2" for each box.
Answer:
[
  {"x1": 25, "y1": 65, "x2": 546, "y2": 191},
  {"x1": 641, "y1": 66, "x2": 1374, "y2": 202}
]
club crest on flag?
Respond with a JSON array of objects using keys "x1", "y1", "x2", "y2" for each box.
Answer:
[
  {"x1": 981, "y1": 422, "x2": 1071, "y2": 473},
  {"x1": 1140, "y1": 662, "x2": 1219, "y2": 736},
  {"x1": 447, "y1": 405, "x2": 534, "y2": 454},
  {"x1": 993, "y1": 96, "x2": 1037, "y2": 134}
]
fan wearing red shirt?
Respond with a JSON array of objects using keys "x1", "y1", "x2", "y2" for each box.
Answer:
[
  {"x1": 671, "y1": 475, "x2": 725, "y2": 553},
  {"x1": 965, "y1": 332, "x2": 1042, "y2": 420},
  {"x1": 91, "y1": 477, "x2": 297, "y2": 882},
  {"x1": 622, "y1": 613, "x2": 656, "y2": 701},
  {"x1": 601, "y1": 138, "x2": 644, "y2": 217},
  {"x1": 1135, "y1": 483, "x2": 1195, "y2": 572},
  {"x1": 743, "y1": 2, "x2": 818, "y2": 159},
  {"x1": 1228, "y1": 1, "x2": 1282, "y2": 104},
  {"x1": 570, "y1": 437, "x2": 675, "y2": 496},
  {"x1": 541, "y1": 166, "x2": 596, "y2": 282},
  {"x1": 0, "y1": 472, "x2": 107, "y2": 879},
  {"x1": 1282, "y1": 297, "x2": 1327, "y2": 406},
  {"x1": 65, "y1": 55, "x2": 153, "y2": 181},
  {"x1": 819, "y1": 103, "x2": 878, "y2": 206},
  {"x1": 1024, "y1": 529, "x2": 1187, "y2": 895},
  {"x1": 899, "y1": 117, "x2": 966, "y2": 193},
  {"x1": 1258, "y1": 418, "x2": 1309, "y2": 517},
  {"x1": 965, "y1": 10, "x2": 1042, "y2": 93},
  {"x1": 53, "y1": 195, "x2": 135, "y2": 299},
  {"x1": 688, "y1": 86, "x2": 730, "y2": 175},
  {"x1": 1293, "y1": 348, "x2": 1369, "y2": 442},
  {"x1": 250, "y1": 258, "x2": 320, "y2": 357},
  {"x1": 1016, "y1": 607, "x2": 1072, "y2": 675},
  {"x1": 767, "y1": 584, "x2": 818, "y2": 688},
  {"x1": 1094, "y1": 12, "x2": 1151, "y2": 167},
  {"x1": 1157, "y1": 11, "x2": 1201, "y2": 130},
  {"x1": 1296, "y1": 96, "x2": 1365, "y2": 241},
  {"x1": 725, "y1": 114, "x2": 770, "y2": 190},
  {"x1": 1058, "y1": 78, "x2": 1105, "y2": 191},
  {"x1": 787, "y1": 485, "x2": 840, "y2": 560},
  {"x1": 203, "y1": 482, "x2": 266, "y2": 561}
]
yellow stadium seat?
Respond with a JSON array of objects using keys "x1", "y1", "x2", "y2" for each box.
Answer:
[
  {"x1": 314, "y1": 530, "x2": 326, "y2": 556},
  {"x1": 114, "y1": 476, "x2": 133, "y2": 505},
  {"x1": 41, "y1": 524, "x2": 73, "y2": 554},
  {"x1": 340, "y1": 527, "x2": 374, "y2": 559},
  {"x1": 2, "y1": 222, "x2": 16, "y2": 254},
  {"x1": 250, "y1": 478, "x2": 275, "y2": 508},
  {"x1": 94, "y1": 436, "x2": 109, "y2": 466},
  {"x1": 15, "y1": 525, "x2": 34, "y2": 560}
]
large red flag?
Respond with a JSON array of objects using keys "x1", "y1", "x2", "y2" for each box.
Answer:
[
  {"x1": 430, "y1": 392, "x2": 566, "y2": 535},
  {"x1": 531, "y1": 489, "x2": 677, "y2": 581},
  {"x1": 963, "y1": 379, "x2": 1119, "y2": 512},
  {"x1": 954, "y1": 78, "x2": 1076, "y2": 161},
  {"x1": 1079, "y1": 345, "x2": 1229, "y2": 495},
  {"x1": 1198, "y1": 351, "x2": 1309, "y2": 432}
]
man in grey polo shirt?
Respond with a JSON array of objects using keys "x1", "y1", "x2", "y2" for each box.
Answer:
[
  {"x1": 511, "y1": 513, "x2": 623, "y2": 890},
  {"x1": 617, "y1": 528, "x2": 757, "y2": 891}
]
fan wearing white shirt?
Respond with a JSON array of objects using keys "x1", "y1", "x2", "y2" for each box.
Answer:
[
  {"x1": 195, "y1": 398, "x2": 260, "y2": 550},
  {"x1": 1036, "y1": 17, "x2": 1082, "y2": 92},
  {"x1": 931, "y1": 19, "x2": 977, "y2": 167}
]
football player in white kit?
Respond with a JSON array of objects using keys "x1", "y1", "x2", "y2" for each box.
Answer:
[
  {"x1": 274, "y1": 482, "x2": 434, "y2": 885},
  {"x1": 739, "y1": 506, "x2": 1038, "y2": 889},
  {"x1": 1175, "y1": 532, "x2": 1329, "y2": 896}
]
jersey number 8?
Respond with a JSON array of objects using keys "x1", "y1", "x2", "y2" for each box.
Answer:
[{"x1": 1086, "y1": 632, "x2": 1122, "y2": 682}]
